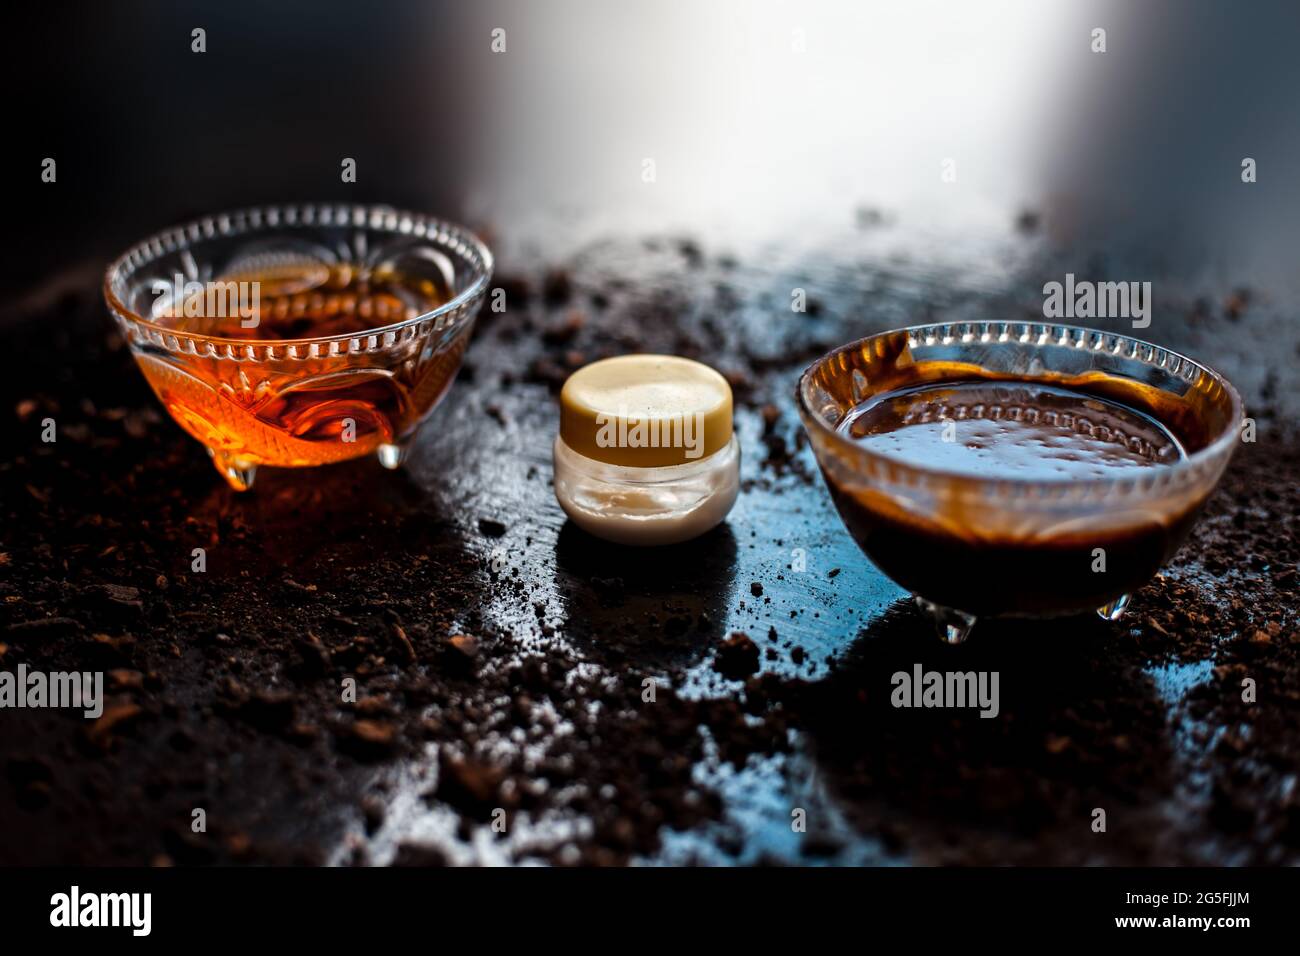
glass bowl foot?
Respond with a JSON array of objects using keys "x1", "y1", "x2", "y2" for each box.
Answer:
[
  {"x1": 208, "y1": 449, "x2": 257, "y2": 491},
  {"x1": 376, "y1": 439, "x2": 411, "y2": 470},
  {"x1": 1096, "y1": 593, "x2": 1131, "y2": 622},
  {"x1": 913, "y1": 596, "x2": 977, "y2": 644}
]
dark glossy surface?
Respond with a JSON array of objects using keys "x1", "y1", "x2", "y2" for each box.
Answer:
[{"x1": 2, "y1": 217, "x2": 1298, "y2": 865}]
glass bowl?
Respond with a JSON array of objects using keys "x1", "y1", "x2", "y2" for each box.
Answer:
[
  {"x1": 104, "y1": 203, "x2": 492, "y2": 490},
  {"x1": 796, "y1": 322, "x2": 1243, "y2": 643}
]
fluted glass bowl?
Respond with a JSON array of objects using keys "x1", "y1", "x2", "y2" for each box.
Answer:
[
  {"x1": 104, "y1": 203, "x2": 492, "y2": 490},
  {"x1": 797, "y1": 322, "x2": 1243, "y2": 642}
]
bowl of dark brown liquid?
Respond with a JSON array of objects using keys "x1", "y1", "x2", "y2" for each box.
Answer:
[{"x1": 797, "y1": 322, "x2": 1243, "y2": 643}]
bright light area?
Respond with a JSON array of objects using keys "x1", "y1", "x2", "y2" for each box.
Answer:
[{"x1": 478, "y1": 0, "x2": 1064, "y2": 237}]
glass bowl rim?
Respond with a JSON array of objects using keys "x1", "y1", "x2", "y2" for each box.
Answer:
[
  {"x1": 795, "y1": 321, "x2": 1244, "y2": 493},
  {"x1": 102, "y1": 202, "x2": 494, "y2": 349}
]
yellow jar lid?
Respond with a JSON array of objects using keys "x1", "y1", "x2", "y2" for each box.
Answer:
[{"x1": 559, "y1": 354, "x2": 734, "y2": 467}]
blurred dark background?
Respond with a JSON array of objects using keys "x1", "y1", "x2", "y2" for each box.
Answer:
[
  {"x1": 6, "y1": 0, "x2": 1300, "y2": 297},
  {"x1": 1, "y1": 1, "x2": 483, "y2": 293}
]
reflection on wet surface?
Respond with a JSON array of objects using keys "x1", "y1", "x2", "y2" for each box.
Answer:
[{"x1": 2, "y1": 205, "x2": 1297, "y2": 865}]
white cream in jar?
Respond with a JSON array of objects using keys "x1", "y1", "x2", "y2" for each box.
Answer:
[{"x1": 553, "y1": 354, "x2": 740, "y2": 545}]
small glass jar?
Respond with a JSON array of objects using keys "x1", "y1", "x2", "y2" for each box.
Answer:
[
  {"x1": 554, "y1": 432, "x2": 740, "y2": 546},
  {"x1": 553, "y1": 354, "x2": 740, "y2": 545}
]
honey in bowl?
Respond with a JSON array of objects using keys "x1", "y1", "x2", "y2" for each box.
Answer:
[
  {"x1": 797, "y1": 324, "x2": 1242, "y2": 642},
  {"x1": 104, "y1": 205, "x2": 492, "y2": 490},
  {"x1": 142, "y1": 260, "x2": 457, "y2": 472}
]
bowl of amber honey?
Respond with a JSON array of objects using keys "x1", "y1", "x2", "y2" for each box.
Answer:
[
  {"x1": 797, "y1": 322, "x2": 1243, "y2": 643},
  {"x1": 104, "y1": 203, "x2": 492, "y2": 490}
]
